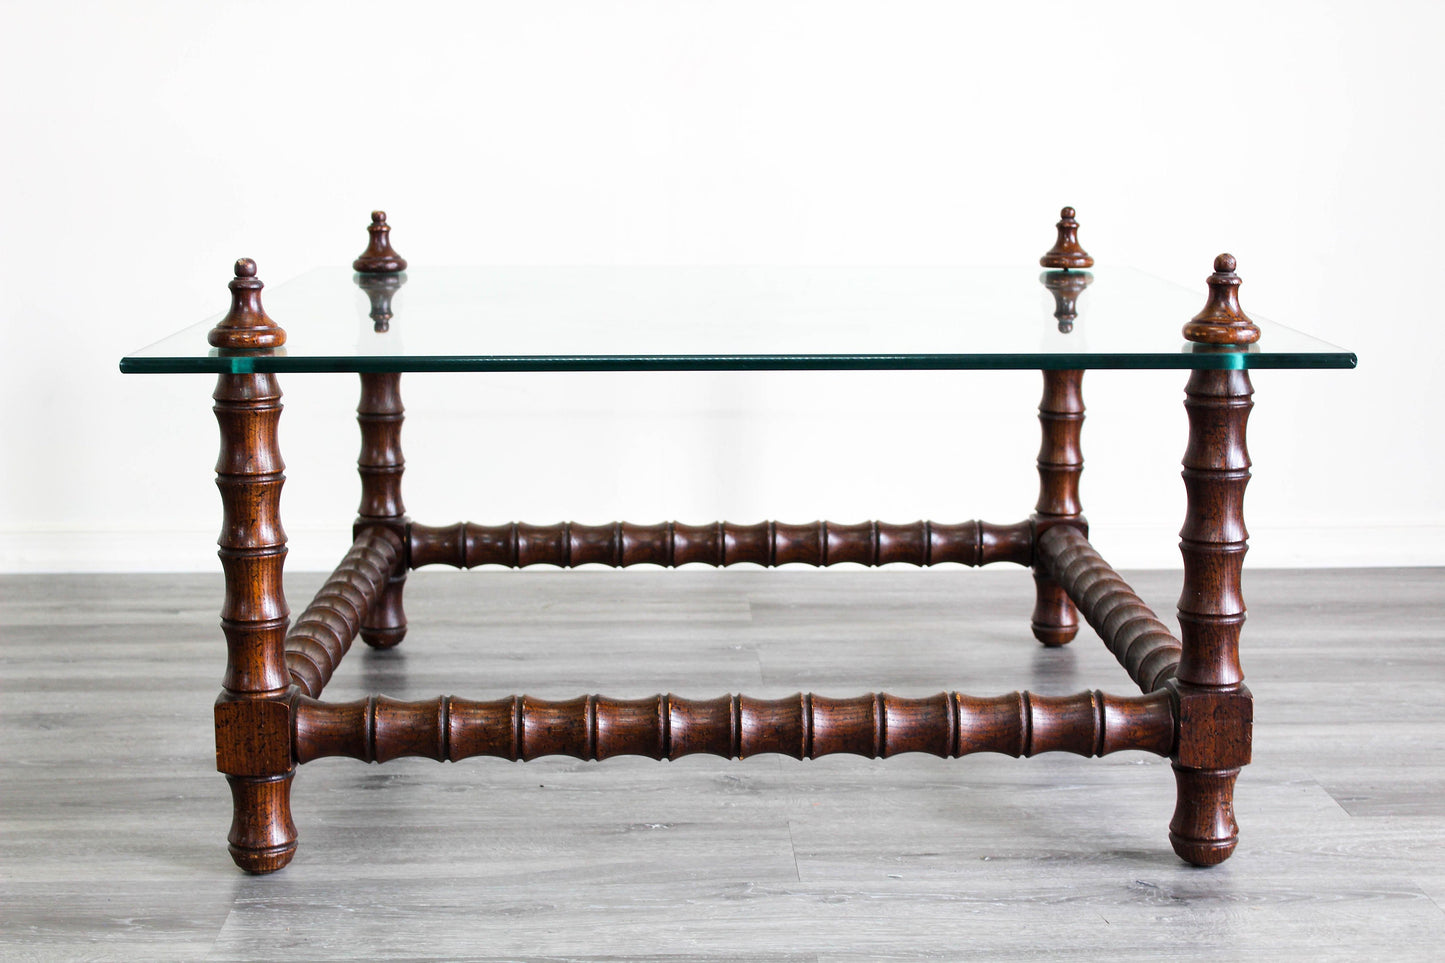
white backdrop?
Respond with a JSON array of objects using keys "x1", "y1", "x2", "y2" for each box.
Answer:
[{"x1": 0, "y1": 1, "x2": 1436, "y2": 572}]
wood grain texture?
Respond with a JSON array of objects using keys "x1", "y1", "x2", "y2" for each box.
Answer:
[
  {"x1": 410, "y1": 519, "x2": 1034, "y2": 569},
  {"x1": 1036, "y1": 525, "x2": 1182, "y2": 692},
  {"x1": 4, "y1": 569, "x2": 1444, "y2": 959},
  {"x1": 356, "y1": 372, "x2": 408, "y2": 648},
  {"x1": 1030, "y1": 368, "x2": 1085, "y2": 646},
  {"x1": 1039, "y1": 206, "x2": 1094, "y2": 269},
  {"x1": 282, "y1": 527, "x2": 404, "y2": 698},
  {"x1": 207, "y1": 258, "x2": 286, "y2": 350},
  {"x1": 1169, "y1": 366, "x2": 1255, "y2": 866},
  {"x1": 351, "y1": 210, "x2": 407, "y2": 274},
  {"x1": 293, "y1": 689, "x2": 1175, "y2": 764},
  {"x1": 1183, "y1": 254, "x2": 1261, "y2": 345},
  {"x1": 211, "y1": 373, "x2": 296, "y2": 874}
]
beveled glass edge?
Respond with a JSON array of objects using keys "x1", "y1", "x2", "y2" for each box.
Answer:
[{"x1": 120, "y1": 349, "x2": 1358, "y2": 375}]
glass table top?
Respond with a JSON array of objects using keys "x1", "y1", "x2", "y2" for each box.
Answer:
[{"x1": 120, "y1": 266, "x2": 1356, "y2": 374}]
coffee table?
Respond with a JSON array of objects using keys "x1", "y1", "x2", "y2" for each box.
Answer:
[{"x1": 120, "y1": 210, "x2": 1356, "y2": 874}]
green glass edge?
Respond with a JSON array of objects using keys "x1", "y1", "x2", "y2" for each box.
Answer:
[{"x1": 120, "y1": 350, "x2": 1358, "y2": 375}]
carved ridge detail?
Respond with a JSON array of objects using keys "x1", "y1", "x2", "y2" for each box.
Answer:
[
  {"x1": 294, "y1": 689, "x2": 1176, "y2": 764},
  {"x1": 408, "y1": 519, "x2": 1035, "y2": 569},
  {"x1": 212, "y1": 372, "x2": 295, "y2": 874},
  {"x1": 283, "y1": 527, "x2": 405, "y2": 698},
  {"x1": 356, "y1": 372, "x2": 408, "y2": 647},
  {"x1": 1169, "y1": 365, "x2": 1255, "y2": 866},
  {"x1": 1036, "y1": 526, "x2": 1182, "y2": 692},
  {"x1": 1031, "y1": 368, "x2": 1085, "y2": 645}
]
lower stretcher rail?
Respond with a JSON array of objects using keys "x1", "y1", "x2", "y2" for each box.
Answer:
[{"x1": 294, "y1": 689, "x2": 1176, "y2": 764}]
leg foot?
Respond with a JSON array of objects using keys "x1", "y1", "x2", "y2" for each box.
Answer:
[
  {"x1": 226, "y1": 772, "x2": 298, "y2": 874},
  {"x1": 1169, "y1": 764, "x2": 1239, "y2": 866},
  {"x1": 360, "y1": 571, "x2": 407, "y2": 648},
  {"x1": 1030, "y1": 572, "x2": 1079, "y2": 646}
]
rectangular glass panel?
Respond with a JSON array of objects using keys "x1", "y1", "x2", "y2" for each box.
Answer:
[{"x1": 121, "y1": 266, "x2": 1355, "y2": 373}]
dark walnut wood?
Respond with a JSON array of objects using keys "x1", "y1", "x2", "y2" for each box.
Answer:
[
  {"x1": 1030, "y1": 369, "x2": 1085, "y2": 645},
  {"x1": 355, "y1": 373, "x2": 408, "y2": 647},
  {"x1": 211, "y1": 372, "x2": 296, "y2": 874},
  {"x1": 1036, "y1": 525, "x2": 1181, "y2": 692},
  {"x1": 1182, "y1": 254, "x2": 1261, "y2": 345},
  {"x1": 1168, "y1": 357, "x2": 1255, "y2": 866},
  {"x1": 1040, "y1": 269, "x2": 1093, "y2": 333},
  {"x1": 284, "y1": 527, "x2": 404, "y2": 698},
  {"x1": 294, "y1": 689, "x2": 1175, "y2": 764},
  {"x1": 1039, "y1": 207, "x2": 1094, "y2": 269},
  {"x1": 208, "y1": 259, "x2": 286, "y2": 350},
  {"x1": 352, "y1": 210, "x2": 407, "y2": 274},
  {"x1": 355, "y1": 271, "x2": 406, "y2": 332},
  {"x1": 183, "y1": 228, "x2": 1295, "y2": 872},
  {"x1": 408, "y1": 519, "x2": 1034, "y2": 569}
]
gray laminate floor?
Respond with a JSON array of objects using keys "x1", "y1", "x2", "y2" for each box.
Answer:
[{"x1": 2, "y1": 567, "x2": 1443, "y2": 961}]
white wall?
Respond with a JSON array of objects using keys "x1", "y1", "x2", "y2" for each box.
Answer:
[{"x1": 0, "y1": 1, "x2": 1437, "y2": 572}]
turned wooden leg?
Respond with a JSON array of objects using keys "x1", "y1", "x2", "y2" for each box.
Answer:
[
  {"x1": 1169, "y1": 366, "x2": 1254, "y2": 866},
  {"x1": 1031, "y1": 369, "x2": 1085, "y2": 645},
  {"x1": 213, "y1": 371, "x2": 297, "y2": 874},
  {"x1": 357, "y1": 371, "x2": 409, "y2": 647}
]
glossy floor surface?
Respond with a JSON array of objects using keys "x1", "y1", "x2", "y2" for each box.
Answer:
[{"x1": 3, "y1": 568, "x2": 1442, "y2": 960}]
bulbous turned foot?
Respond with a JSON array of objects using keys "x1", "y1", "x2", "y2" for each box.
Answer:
[
  {"x1": 1031, "y1": 621, "x2": 1080, "y2": 646},
  {"x1": 360, "y1": 625, "x2": 407, "y2": 648},
  {"x1": 360, "y1": 575, "x2": 407, "y2": 649},
  {"x1": 226, "y1": 772, "x2": 297, "y2": 874},
  {"x1": 1169, "y1": 764, "x2": 1240, "y2": 866},
  {"x1": 1030, "y1": 574, "x2": 1079, "y2": 646}
]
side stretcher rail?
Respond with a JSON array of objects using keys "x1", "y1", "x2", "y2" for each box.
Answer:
[
  {"x1": 293, "y1": 689, "x2": 1176, "y2": 764},
  {"x1": 1035, "y1": 525, "x2": 1182, "y2": 692},
  {"x1": 283, "y1": 527, "x2": 404, "y2": 698}
]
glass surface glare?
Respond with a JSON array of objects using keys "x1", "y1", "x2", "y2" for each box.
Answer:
[{"x1": 121, "y1": 266, "x2": 1356, "y2": 373}]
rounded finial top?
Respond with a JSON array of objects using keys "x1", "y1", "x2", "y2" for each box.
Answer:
[
  {"x1": 1184, "y1": 251, "x2": 1259, "y2": 345},
  {"x1": 210, "y1": 257, "x2": 285, "y2": 349},
  {"x1": 354, "y1": 209, "x2": 406, "y2": 274},
  {"x1": 1040, "y1": 205, "x2": 1093, "y2": 269}
]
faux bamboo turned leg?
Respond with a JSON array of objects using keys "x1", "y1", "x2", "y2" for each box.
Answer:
[
  {"x1": 1031, "y1": 369, "x2": 1085, "y2": 645},
  {"x1": 356, "y1": 372, "x2": 408, "y2": 647},
  {"x1": 1169, "y1": 366, "x2": 1254, "y2": 866},
  {"x1": 212, "y1": 372, "x2": 297, "y2": 874}
]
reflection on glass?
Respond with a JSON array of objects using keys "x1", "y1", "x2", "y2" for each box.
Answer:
[
  {"x1": 123, "y1": 266, "x2": 1356, "y2": 374},
  {"x1": 355, "y1": 271, "x2": 407, "y2": 333},
  {"x1": 1039, "y1": 269, "x2": 1093, "y2": 333}
]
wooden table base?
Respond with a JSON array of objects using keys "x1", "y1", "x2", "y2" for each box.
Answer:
[{"x1": 211, "y1": 366, "x2": 1252, "y2": 874}]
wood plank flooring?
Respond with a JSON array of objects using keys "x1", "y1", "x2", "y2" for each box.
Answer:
[{"x1": 2, "y1": 567, "x2": 1442, "y2": 960}]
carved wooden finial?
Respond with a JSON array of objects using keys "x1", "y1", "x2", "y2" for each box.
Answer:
[
  {"x1": 1040, "y1": 206, "x2": 1093, "y2": 269},
  {"x1": 353, "y1": 210, "x2": 407, "y2": 274},
  {"x1": 1183, "y1": 253, "x2": 1261, "y2": 344},
  {"x1": 207, "y1": 258, "x2": 286, "y2": 349}
]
